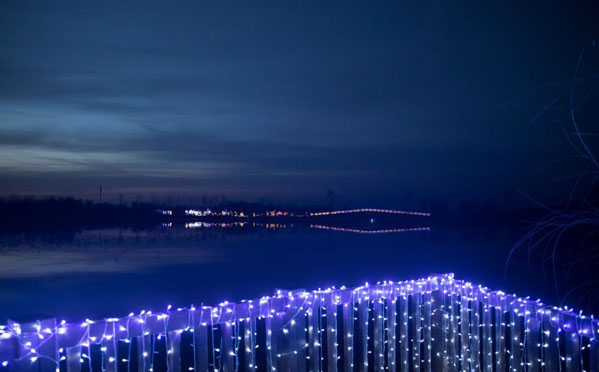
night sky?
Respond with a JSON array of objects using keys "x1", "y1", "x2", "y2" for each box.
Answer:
[{"x1": 1, "y1": 1, "x2": 597, "y2": 206}]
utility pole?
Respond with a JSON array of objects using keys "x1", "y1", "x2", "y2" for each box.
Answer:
[{"x1": 99, "y1": 185, "x2": 103, "y2": 204}]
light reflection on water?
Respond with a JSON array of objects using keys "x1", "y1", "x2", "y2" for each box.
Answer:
[
  {"x1": 0, "y1": 226, "x2": 226, "y2": 277},
  {"x1": 0, "y1": 222, "x2": 432, "y2": 278},
  {"x1": 0, "y1": 222, "x2": 554, "y2": 323}
]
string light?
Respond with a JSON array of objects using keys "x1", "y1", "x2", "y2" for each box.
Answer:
[
  {"x1": 308, "y1": 208, "x2": 430, "y2": 217},
  {"x1": 1, "y1": 274, "x2": 598, "y2": 371},
  {"x1": 308, "y1": 225, "x2": 430, "y2": 234}
]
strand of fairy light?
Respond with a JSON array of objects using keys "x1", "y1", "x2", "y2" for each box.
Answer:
[
  {"x1": 308, "y1": 225, "x2": 431, "y2": 234},
  {"x1": 308, "y1": 208, "x2": 431, "y2": 217},
  {"x1": 2, "y1": 274, "x2": 599, "y2": 371}
]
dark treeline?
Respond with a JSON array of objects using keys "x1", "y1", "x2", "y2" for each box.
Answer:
[
  {"x1": 0, "y1": 193, "x2": 548, "y2": 228},
  {"x1": 0, "y1": 196, "x2": 163, "y2": 231},
  {"x1": 0, "y1": 196, "x2": 308, "y2": 229},
  {"x1": 0, "y1": 194, "x2": 561, "y2": 258}
]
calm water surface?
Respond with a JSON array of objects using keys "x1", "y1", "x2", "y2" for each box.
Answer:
[{"x1": 0, "y1": 222, "x2": 557, "y2": 323}]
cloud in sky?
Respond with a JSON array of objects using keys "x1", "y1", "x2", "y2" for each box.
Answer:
[{"x1": 0, "y1": 0, "x2": 596, "y2": 203}]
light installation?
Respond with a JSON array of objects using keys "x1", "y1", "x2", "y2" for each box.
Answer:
[
  {"x1": 308, "y1": 209, "x2": 431, "y2": 217},
  {"x1": 180, "y1": 221, "x2": 430, "y2": 234},
  {"x1": 308, "y1": 225, "x2": 431, "y2": 234},
  {"x1": 0, "y1": 273, "x2": 597, "y2": 372}
]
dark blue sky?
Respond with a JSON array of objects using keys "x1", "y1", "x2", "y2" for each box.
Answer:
[{"x1": 1, "y1": 1, "x2": 597, "y2": 205}]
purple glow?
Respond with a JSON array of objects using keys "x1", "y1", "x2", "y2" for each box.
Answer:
[{"x1": 0, "y1": 273, "x2": 597, "y2": 371}]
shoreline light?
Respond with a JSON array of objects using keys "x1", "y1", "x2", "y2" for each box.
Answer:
[{"x1": 308, "y1": 208, "x2": 431, "y2": 217}]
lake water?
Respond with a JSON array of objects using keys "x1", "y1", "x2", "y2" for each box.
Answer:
[{"x1": 0, "y1": 221, "x2": 570, "y2": 323}]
